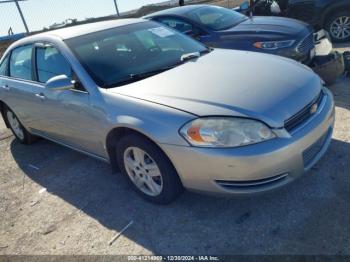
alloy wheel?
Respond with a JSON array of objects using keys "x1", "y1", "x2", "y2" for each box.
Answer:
[
  {"x1": 6, "y1": 111, "x2": 24, "y2": 140},
  {"x1": 330, "y1": 16, "x2": 350, "y2": 40},
  {"x1": 123, "y1": 147, "x2": 163, "y2": 196}
]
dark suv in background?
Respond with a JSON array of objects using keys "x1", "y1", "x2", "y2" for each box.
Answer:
[{"x1": 237, "y1": 0, "x2": 350, "y2": 43}]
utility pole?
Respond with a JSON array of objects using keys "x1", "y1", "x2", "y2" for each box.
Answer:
[
  {"x1": 0, "y1": 0, "x2": 29, "y2": 34},
  {"x1": 249, "y1": 0, "x2": 254, "y2": 18},
  {"x1": 113, "y1": 0, "x2": 120, "y2": 17}
]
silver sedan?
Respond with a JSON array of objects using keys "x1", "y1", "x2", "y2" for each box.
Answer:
[{"x1": 0, "y1": 19, "x2": 335, "y2": 204}]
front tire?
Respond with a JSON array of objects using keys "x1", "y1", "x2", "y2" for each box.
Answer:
[
  {"x1": 4, "y1": 106, "x2": 37, "y2": 144},
  {"x1": 116, "y1": 134, "x2": 183, "y2": 204},
  {"x1": 325, "y1": 11, "x2": 350, "y2": 43}
]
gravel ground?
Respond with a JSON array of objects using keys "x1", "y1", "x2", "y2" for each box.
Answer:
[{"x1": 0, "y1": 64, "x2": 350, "y2": 255}]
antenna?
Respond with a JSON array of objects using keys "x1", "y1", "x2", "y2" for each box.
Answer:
[{"x1": 249, "y1": 0, "x2": 254, "y2": 18}]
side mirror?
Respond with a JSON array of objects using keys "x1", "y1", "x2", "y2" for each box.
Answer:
[
  {"x1": 45, "y1": 75, "x2": 74, "y2": 91},
  {"x1": 240, "y1": 1, "x2": 250, "y2": 10}
]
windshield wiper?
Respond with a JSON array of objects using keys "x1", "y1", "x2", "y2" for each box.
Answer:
[
  {"x1": 200, "y1": 48, "x2": 213, "y2": 55},
  {"x1": 107, "y1": 66, "x2": 176, "y2": 88},
  {"x1": 105, "y1": 49, "x2": 212, "y2": 88},
  {"x1": 181, "y1": 48, "x2": 212, "y2": 61},
  {"x1": 181, "y1": 52, "x2": 201, "y2": 62}
]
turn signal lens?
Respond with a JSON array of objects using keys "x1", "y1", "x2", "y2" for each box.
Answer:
[{"x1": 187, "y1": 125, "x2": 205, "y2": 142}]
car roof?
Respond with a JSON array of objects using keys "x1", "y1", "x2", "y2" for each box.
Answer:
[
  {"x1": 144, "y1": 4, "x2": 208, "y2": 18},
  {"x1": 30, "y1": 18, "x2": 146, "y2": 40}
]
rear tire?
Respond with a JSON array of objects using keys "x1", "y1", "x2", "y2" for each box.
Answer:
[
  {"x1": 325, "y1": 11, "x2": 350, "y2": 43},
  {"x1": 4, "y1": 106, "x2": 37, "y2": 144},
  {"x1": 116, "y1": 134, "x2": 183, "y2": 204}
]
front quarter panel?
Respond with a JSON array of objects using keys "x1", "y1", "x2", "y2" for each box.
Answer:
[{"x1": 101, "y1": 90, "x2": 195, "y2": 148}]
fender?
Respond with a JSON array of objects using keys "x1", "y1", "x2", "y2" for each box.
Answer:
[
  {"x1": 321, "y1": 0, "x2": 350, "y2": 26},
  {"x1": 0, "y1": 101, "x2": 10, "y2": 128}
]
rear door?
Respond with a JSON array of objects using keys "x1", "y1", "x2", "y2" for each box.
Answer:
[
  {"x1": 0, "y1": 54, "x2": 10, "y2": 99},
  {"x1": 3, "y1": 44, "x2": 47, "y2": 132}
]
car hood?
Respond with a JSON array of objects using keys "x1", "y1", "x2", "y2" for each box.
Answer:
[
  {"x1": 219, "y1": 16, "x2": 312, "y2": 38},
  {"x1": 109, "y1": 49, "x2": 321, "y2": 128}
]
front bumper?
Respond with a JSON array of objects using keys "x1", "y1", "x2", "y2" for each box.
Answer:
[
  {"x1": 279, "y1": 30, "x2": 332, "y2": 65},
  {"x1": 161, "y1": 88, "x2": 335, "y2": 195},
  {"x1": 314, "y1": 30, "x2": 333, "y2": 56},
  {"x1": 311, "y1": 30, "x2": 344, "y2": 84}
]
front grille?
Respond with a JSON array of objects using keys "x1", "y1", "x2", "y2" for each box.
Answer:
[
  {"x1": 284, "y1": 91, "x2": 324, "y2": 133},
  {"x1": 215, "y1": 173, "x2": 289, "y2": 190},
  {"x1": 297, "y1": 33, "x2": 315, "y2": 54},
  {"x1": 303, "y1": 129, "x2": 331, "y2": 168}
]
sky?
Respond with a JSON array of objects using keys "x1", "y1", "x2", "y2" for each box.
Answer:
[{"x1": 0, "y1": 0, "x2": 166, "y2": 36}]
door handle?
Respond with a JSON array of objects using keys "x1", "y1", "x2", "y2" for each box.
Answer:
[
  {"x1": 35, "y1": 93, "x2": 46, "y2": 100},
  {"x1": 1, "y1": 84, "x2": 10, "y2": 91}
]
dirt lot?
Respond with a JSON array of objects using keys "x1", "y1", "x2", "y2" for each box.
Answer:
[{"x1": 0, "y1": 49, "x2": 350, "y2": 255}]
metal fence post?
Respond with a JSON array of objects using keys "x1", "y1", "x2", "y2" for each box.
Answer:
[
  {"x1": 0, "y1": 0, "x2": 29, "y2": 34},
  {"x1": 14, "y1": 0, "x2": 29, "y2": 33},
  {"x1": 113, "y1": 0, "x2": 120, "y2": 17}
]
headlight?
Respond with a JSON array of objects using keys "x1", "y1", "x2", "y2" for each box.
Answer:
[
  {"x1": 179, "y1": 117, "x2": 275, "y2": 148},
  {"x1": 253, "y1": 40, "x2": 296, "y2": 50}
]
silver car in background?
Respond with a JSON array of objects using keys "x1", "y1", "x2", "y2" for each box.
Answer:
[{"x1": 0, "y1": 19, "x2": 335, "y2": 204}]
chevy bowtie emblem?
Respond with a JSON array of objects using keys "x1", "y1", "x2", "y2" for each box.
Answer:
[{"x1": 310, "y1": 103, "x2": 318, "y2": 114}]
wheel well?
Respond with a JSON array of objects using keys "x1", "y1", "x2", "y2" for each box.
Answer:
[
  {"x1": 106, "y1": 127, "x2": 164, "y2": 173},
  {"x1": 322, "y1": 5, "x2": 350, "y2": 27},
  {"x1": 0, "y1": 101, "x2": 9, "y2": 128}
]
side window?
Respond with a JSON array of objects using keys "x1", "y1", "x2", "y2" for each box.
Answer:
[
  {"x1": 157, "y1": 17, "x2": 193, "y2": 34},
  {"x1": 0, "y1": 55, "x2": 9, "y2": 76},
  {"x1": 9, "y1": 45, "x2": 33, "y2": 81},
  {"x1": 36, "y1": 45, "x2": 72, "y2": 83}
]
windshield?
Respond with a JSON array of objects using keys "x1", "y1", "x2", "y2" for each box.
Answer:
[
  {"x1": 65, "y1": 21, "x2": 208, "y2": 88},
  {"x1": 186, "y1": 6, "x2": 247, "y2": 31}
]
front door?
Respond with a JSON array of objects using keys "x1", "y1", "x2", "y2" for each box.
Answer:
[{"x1": 33, "y1": 44, "x2": 106, "y2": 157}]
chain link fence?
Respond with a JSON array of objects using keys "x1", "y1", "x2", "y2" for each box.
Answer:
[
  {"x1": 0, "y1": 0, "x2": 244, "y2": 55},
  {"x1": 0, "y1": 0, "x2": 118, "y2": 35}
]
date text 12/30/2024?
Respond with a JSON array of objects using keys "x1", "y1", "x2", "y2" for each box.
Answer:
[{"x1": 127, "y1": 256, "x2": 220, "y2": 261}]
